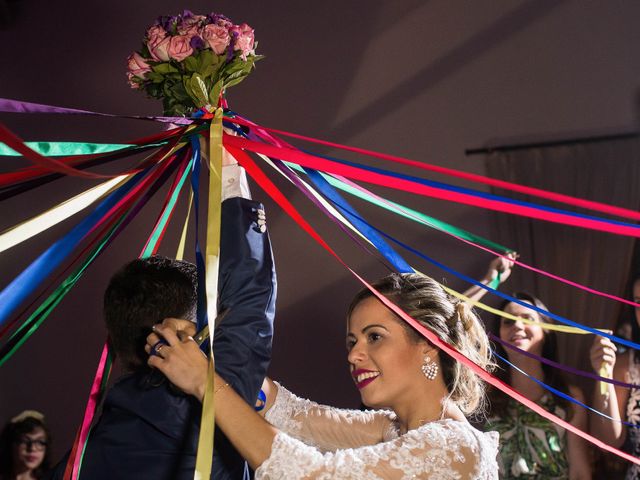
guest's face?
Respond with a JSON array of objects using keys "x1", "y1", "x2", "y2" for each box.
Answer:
[
  {"x1": 346, "y1": 297, "x2": 428, "y2": 409},
  {"x1": 499, "y1": 301, "x2": 545, "y2": 356},
  {"x1": 11, "y1": 427, "x2": 46, "y2": 474}
]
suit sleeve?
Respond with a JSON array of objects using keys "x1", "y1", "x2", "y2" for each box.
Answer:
[{"x1": 213, "y1": 196, "x2": 276, "y2": 405}]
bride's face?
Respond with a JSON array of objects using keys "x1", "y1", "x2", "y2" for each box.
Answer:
[{"x1": 346, "y1": 297, "x2": 428, "y2": 409}]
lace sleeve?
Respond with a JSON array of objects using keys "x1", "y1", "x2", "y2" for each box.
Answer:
[
  {"x1": 256, "y1": 419, "x2": 499, "y2": 480},
  {"x1": 265, "y1": 382, "x2": 396, "y2": 451}
]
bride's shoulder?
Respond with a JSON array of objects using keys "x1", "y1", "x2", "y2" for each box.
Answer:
[{"x1": 415, "y1": 419, "x2": 499, "y2": 451}]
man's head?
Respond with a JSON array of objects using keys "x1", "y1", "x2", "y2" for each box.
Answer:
[{"x1": 104, "y1": 255, "x2": 197, "y2": 372}]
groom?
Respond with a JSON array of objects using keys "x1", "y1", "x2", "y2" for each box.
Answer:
[{"x1": 49, "y1": 161, "x2": 276, "y2": 479}]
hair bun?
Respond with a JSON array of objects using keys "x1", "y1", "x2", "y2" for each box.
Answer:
[{"x1": 456, "y1": 302, "x2": 473, "y2": 331}]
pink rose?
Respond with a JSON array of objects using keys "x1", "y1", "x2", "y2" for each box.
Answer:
[
  {"x1": 178, "y1": 14, "x2": 206, "y2": 34},
  {"x1": 149, "y1": 36, "x2": 171, "y2": 61},
  {"x1": 179, "y1": 24, "x2": 200, "y2": 38},
  {"x1": 213, "y1": 17, "x2": 233, "y2": 28},
  {"x1": 146, "y1": 25, "x2": 167, "y2": 52},
  {"x1": 126, "y1": 72, "x2": 141, "y2": 89},
  {"x1": 230, "y1": 23, "x2": 254, "y2": 60},
  {"x1": 202, "y1": 24, "x2": 230, "y2": 55},
  {"x1": 167, "y1": 35, "x2": 194, "y2": 61},
  {"x1": 126, "y1": 52, "x2": 151, "y2": 78}
]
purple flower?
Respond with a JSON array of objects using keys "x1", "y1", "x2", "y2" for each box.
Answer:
[
  {"x1": 207, "y1": 12, "x2": 233, "y2": 27},
  {"x1": 182, "y1": 9, "x2": 194, "y2": 18},
  {"x1": 190, "y1": 35, "x2": 205, "y2": 50},
  {"x1": 156, "y1": 15, "x2": 178, "y2": 33},
  {"x1": 227, "y1": 30, "x2": 238, "y2": 61}
]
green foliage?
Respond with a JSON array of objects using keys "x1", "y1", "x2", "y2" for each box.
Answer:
[{"x1": 135, "y1": 48, "x2": 261, "y2": 116}]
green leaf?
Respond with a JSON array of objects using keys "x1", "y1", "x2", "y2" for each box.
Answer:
[
  {"x1": 201, "y1": 63, "x2": 221, "y2": 80},
  {"x1": 197, "y1": 49, "x2": 216, "y2": 70},
  {"x1": 146, "y1": 83, "x2": 163, "y2": 99},
  {"x1": 172, "y1": 82, "x2": 191, "y2": 102},
  {"x1": 208, "y1": 79, "x2": 224, "y2": 105},
  {"x1": 146, "y1": 72, "x2": 164, "y2": 83},
  {"x1": 183, "y1": 56, "x2": 198, "y2": 72},
  {"x1": 224, "y1": 73, "x2": 249, "y2": 89},
  {"x1": 189, "y1": 73, "x2": 210, "y2": 107},
  {"x1": 152, "y1": 63, "x2": 180, "y2": 75}
]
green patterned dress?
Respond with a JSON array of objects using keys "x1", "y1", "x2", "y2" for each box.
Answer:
[{"x1": 485, "y1": 394, "x2": 568, "y2": 479}]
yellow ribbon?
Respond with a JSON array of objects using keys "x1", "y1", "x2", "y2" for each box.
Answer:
[
  {"x1": 194, "y1": 108, "x2": 224, "y2": 480},
  {"x1": 442, "y1": 284, "x2": 606, "y2": 334},
  {"x1": 0, "y1": 175, "x2": 129, "y2": 253},
  {"x1": 175, "y1": 191, "x2": 193, "y2": 261}
]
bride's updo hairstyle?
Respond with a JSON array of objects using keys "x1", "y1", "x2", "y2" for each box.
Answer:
[{"x1": 347, "y1": 272, "x2": 494, "y2": 415}]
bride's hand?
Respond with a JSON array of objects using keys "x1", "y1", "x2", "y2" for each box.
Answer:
[{"x1": 146, "y1": 324, "x2": 208, "y2": 401}]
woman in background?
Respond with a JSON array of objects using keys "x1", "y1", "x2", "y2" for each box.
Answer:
[
  {"x1": 590, "y1": 273, "x2": 640, "y2": 480},
  {"x1": 0, "y1": 410, "x2": 51, "y2": 480},
  {"x1": 485, "y1": 293, "x2": 591, "y2": 479}
]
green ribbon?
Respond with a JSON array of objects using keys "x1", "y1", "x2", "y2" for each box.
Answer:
[
  {"x1": 140, "y1": 157, "x2": 194, "y2": 258},
  {"x1": 489, "y1": 271, "x2": 502, "y2": 290},
  {"x1": 0, "y1": 142, "x2": 139, "y2": 157},
  {"x1": 0, "y1": 216, "x2": 123, "y2": 367},
  {"x1": 285, "y1": 162, "x2": 511, "y2": 253}
]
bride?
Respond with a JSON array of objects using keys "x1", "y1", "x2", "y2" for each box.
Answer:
[{"x1": 147, "y1": 272, "x2": 499, "y2": 479}]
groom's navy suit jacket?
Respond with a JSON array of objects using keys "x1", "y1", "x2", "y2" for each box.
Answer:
[{"x1": 50, "y1": 197, "x2": 276, "y2": 480}]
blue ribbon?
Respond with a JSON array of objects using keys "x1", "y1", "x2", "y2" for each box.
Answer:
[
  {"x1": 0, "y1": 169, "x2": 147, "y2": 327},
  {"x1": 188, "y1": 136, "x2": 209, "y2": 336},
  {"x1": 493, "y1": 350, "x2": 639, "y2": 427},
  {"x1": 300, "y1": 149, "x2": 640, "y2": 231},
  {"x1": 317, "y1": 195, "x2": 640, "y2": 351},
  {"x1": 303, "y1": 167, "x2": 413, "y2": 273}
]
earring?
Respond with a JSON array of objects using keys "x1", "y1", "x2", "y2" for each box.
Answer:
[{"x1": 421, "y1": 356, "x2": 438, "y2": 380}]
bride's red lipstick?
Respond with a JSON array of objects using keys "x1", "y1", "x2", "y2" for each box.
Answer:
[{"x1": 352, "y1": 368, "x2": 380, "y2": 389}]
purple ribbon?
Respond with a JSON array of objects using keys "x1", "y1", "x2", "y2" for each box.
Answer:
[
  {"x1": 0, "y1": 98, "x2": 192, "y2": 124},
  {"x1": 489, "y1": 332, "x2": 640, "y2": 390}
]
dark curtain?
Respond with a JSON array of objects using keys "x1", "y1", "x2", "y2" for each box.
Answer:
[{"x1": 485, "y1": 137, "x2": 640, "y2": 382}]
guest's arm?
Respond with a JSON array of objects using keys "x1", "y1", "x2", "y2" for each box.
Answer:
[
  {"x1": 463, "y1": 252, "x2": 516, "y2": 304},
  {"x1": 589, "y1": 335, "x2": 629, "y2": 447}
]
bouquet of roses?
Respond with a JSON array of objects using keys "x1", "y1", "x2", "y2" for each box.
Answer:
[{"x1": 127, "y1": 10, "x2": 262, "y2": 116}]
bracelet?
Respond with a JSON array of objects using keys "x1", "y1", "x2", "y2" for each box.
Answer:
[
  {"x1": 214, "y1": 382, "x2": 230, "y2": 396},
  {"x1": 254, "y1": 389, "x2": 267, "y2": 412}
]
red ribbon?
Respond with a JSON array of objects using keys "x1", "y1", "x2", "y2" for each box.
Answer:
[
  {"x1": 0, "y1": 124, "x2": 187, "y2": 185},
  {"x1": 227, "y1": 117, "x2": 640, "y2": 222},
  {"x1": 227, "y1": 145, "x2": 640, "y2": 467},
  {"x1": 225, "y1": 135, "x2": 640, "y2": 238}
]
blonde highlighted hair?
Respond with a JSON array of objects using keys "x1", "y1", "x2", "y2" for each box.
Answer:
[{"x1": 348, "y1": 272, "x2": 495, "y2": 415}]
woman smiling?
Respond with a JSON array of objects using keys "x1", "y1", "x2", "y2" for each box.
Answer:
[{"x1": 146, "y1": 272, "x2": 499, "y2": 479}]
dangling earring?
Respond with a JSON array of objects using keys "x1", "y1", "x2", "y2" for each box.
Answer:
[{"x1": 421, "y1": 355, "x2": 438, "y2": 380}]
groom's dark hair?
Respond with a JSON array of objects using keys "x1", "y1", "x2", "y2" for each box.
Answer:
[{"x1": 104, "y1": 255, "x2": 197, "y2": 371}]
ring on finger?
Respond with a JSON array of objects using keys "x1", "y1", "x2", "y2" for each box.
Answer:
[{"x1": 151, "y1": 340, "x2": 168, "y2": 357}]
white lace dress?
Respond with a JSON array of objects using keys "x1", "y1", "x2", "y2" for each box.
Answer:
[{"x1": 256, "y1": 383, "x2": 499, "y2": 479}]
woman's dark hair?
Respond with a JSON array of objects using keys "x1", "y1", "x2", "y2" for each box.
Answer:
[
  {"x1": 488, "y1": 292, "x2": 571, "y2": 418},
  {"x1": 0, "y1": 412, "x2": 51, "y2": 478}
]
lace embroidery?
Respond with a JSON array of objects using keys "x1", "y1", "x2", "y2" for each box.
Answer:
[
  {"x1": 265, "y1": 382, "x2": 396, "y2": 450},
  {"x1": 257, "y1": 417, "x2": 499, "y2": 479}
]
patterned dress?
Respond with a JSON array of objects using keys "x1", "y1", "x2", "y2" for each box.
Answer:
[
  {"x1": 258, "y1": 383, "x2": 500, "y2": 479},
  {"x1": 624, "y1": 350, "x2": 640, "y2": 480},
  {"x1": 485, "y1": 394, "x2": 568, "y2": 479}
]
